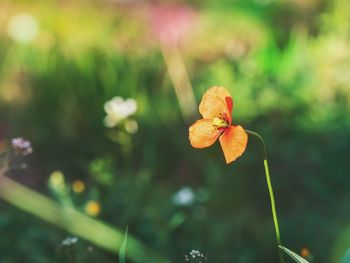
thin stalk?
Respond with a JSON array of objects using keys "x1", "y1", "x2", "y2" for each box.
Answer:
[
  {"x1": 160, "y1": 44, "x2": 196, "y2": 119},
  {"x1": 245, "y1": 130, "x2": 285, "y2": 263}
]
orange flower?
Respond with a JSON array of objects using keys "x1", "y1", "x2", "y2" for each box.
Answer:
[{"x1": 189, "y1": 86, "x2": 248, "y2": 164}]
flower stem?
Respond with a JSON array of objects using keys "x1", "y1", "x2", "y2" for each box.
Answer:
[{"x1": 245, "y1": 130, "x2": 285, "y2": 263}]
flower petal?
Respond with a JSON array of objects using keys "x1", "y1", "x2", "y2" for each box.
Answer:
[
  {"x1": 225, "y1": 96, "x2": 233, "y2": 117},
  {"x1": 189, "y1": 119, "x2": 220, "y2": 148},
  {"x1": 199, "y1": 86, "x2": 232, "y2": 119},
  {"x1": 219, "y1": 125, "x2": 248, "y2": 164},
  {"x1": 225, "y1": 96, "x2": 233, "y2": 124}
]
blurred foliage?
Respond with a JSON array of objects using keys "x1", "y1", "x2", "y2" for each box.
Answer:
[{"x1": 0, "y1": 0, "x2": 350, "y2": 262}]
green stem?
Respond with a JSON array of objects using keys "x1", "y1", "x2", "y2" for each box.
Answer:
[{"x1": 245, "y1": 130, "x2": 285, "y2": 263}]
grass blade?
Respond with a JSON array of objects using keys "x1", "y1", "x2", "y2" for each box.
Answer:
[
  {"x1": 279, "y1": 245, "x2": 310, "y2": 263},
  {"x1": 0, "y1": 176, "x2": 171, "y2": 263},
  {"x1": 119, "y1": 227, "x2": 128, "y2": 263}
]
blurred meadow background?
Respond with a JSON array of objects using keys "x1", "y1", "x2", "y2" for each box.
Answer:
[{"x1": 1, "y1": 0, "x2": 350, "y2": 262}]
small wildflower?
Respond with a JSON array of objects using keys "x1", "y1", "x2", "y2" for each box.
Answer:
[
  {"x1": 85, "y1": 200, "x2": 101, "y2": 216},
  {"x1": 103, "y1": 96, "x2": 137, "y2": 127},
  {"x1": 184, "y1": 249, "x2": 208, "y2": 262},
  {"x1": 62, "y1": 236, "x2": 79, "y2": 246},
  {"x1": 11, "y1": 137, "x2": 33, "y2": 156},
  {"x1": 72, "y1": 180, "x2": 85, "y2": 193},
  {"x1": 172, "y1": 187, "x2": 194, "y2": 206}
]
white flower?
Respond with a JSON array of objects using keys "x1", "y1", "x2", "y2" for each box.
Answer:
[
  {"x1": 62, "y1": 236, "x2": 78, "y2": 246},
  {"x1": 172, "y1": 187, "x2": 194, "y2": 206},
  {"x1": 7, "y1": 14, "x2": 39, "y2": 44},
  {"x1": 103, "y1": 96, "x2": 137, "y2": 127}
]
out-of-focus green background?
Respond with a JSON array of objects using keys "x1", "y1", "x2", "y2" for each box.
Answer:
[{"x1": 1, "y1": 0, "x2": 350, "y2": 262}]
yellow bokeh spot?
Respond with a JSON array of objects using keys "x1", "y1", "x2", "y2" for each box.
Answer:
[
  {"x1": 49, "y1": 170, "x2": 64, "y2": 188},
  {"x1": 85, "y1": 201, "x2": 101, "y2": 216},
  {"x1": 72, "y1": 180, "x2": 85, "y2": 193}
]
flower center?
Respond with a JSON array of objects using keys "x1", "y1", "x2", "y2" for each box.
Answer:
[{"x1": 212, "y1": 117, "x2": 229, "y2": 129}]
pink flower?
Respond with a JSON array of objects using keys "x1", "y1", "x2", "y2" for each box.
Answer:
[{"x1": 149, "y1": 4, "x2": 196, "y2": 47}]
